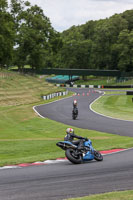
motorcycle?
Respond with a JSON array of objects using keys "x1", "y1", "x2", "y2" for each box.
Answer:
[
  {"x1": 72, "y1": 107, "x2": 78, "y2": 120},
  {"x1": 56, "y1": 138, "x2": 103, "y2": 164}
]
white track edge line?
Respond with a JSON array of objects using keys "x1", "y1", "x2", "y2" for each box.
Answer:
[{"x1": 33, "y1": 95, "x2": 73, "y2": 119}]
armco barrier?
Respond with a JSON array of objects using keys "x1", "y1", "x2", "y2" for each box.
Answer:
[
  {"x1": 56, "y1": 84, "x2": 133, "y2": 89},
  {"x1": 104, "y1": 85, "x2": 133, "y2": 88},
  {"x1": 56, "y1": 84, "x2": 101, "y2": 88},
  {"x1": 42, "y1": 90, "x2": 68, "y2": 100}
]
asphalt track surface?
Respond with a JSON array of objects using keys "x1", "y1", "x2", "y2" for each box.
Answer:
[
  {"x1": 1, "y1": 88, "x2": 133, "y2": 200},
  {"x1": 35, "y1": 88, "x2": 133, "y2": 137}
]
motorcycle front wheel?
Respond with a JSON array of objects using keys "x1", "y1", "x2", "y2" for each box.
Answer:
[
  {"x1": 65, "y1": 149, "x2": 83, "y2": 164},
  {"x1": 94, "y1": 150, "x2": 103, "y2": 161}
]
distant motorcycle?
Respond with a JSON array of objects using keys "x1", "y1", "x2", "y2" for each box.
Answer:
[
  {"x1": 56, "y1": 138, "x2": 103, "y2": 164},
  {"x1": 72, "y1": 107, "x2": 78, "y2": 120}
]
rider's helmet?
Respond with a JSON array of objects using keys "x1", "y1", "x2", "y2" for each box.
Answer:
[
  {"x1": 73, "y1": 99, "x2": 77, "y2": 106},
  {"x1": 66, "y1": 128, "x2": 74, "y2": 134}
]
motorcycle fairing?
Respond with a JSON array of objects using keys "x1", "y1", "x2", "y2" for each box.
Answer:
[
  {"x1": 83, "y1": 150, "x2": 94, "y2": 161},
  {"x1": 83, "y1": 139, "x2": 94, "y2": 161},
  {"x1": 84, "y1": 139, "x2": 92, "y2": 146}
]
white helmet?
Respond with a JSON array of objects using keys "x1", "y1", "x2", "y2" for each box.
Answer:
[
  {"x1": 66, "y1": 128, "x2": 74, "y2": 134},
  {"x1": 73, "y1": 99, "x2": 77, "y2": 106}
]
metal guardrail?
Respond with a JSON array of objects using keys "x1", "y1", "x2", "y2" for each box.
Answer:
[{"x1": 56, "y1": 84, "x2": 133, "y2": 89}]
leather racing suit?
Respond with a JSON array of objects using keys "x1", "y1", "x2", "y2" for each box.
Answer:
[{"x1": 64, "y1": 132, "x2": 85, "y2": 150}]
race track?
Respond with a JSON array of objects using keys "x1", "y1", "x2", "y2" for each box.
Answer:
[
  {"x1": 1, "y1": 88, "x2": 133, "y2": 200},
  {"x1": 35, "y1": 88, "x2": 133, "y2": 137},
  {"x1": 1, "y1": 148, "x2": 133, "y2": 200}
]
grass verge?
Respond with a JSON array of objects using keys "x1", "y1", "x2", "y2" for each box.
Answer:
[
  {"x1": 75, "y1": 76, "x2": 133, "y2": 86},
  {"x1": 66, "y1": 190, "x2": 133, "y2": 200},
  {"x1": 91, "y1": 93, "x2": 133, "y2": 121}
]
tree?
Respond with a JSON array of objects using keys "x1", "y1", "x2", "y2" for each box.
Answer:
[
  {"x1": 61, "y1": 25, "x2": 84, "y2": 42},
  {"x1": 122, "y1": 9, "x2": 133, "y2": 31},
  {"x1": 58, "y1": 10, "x2": 133, "y2": 72},
  {"x1": 115, "y1": 29, "x2": 133, "y2": 72},
  {"x1": 56, "y1": 39, "x2": 92, "y2": 69},
  {"x1": 10, "y1": 0, "x2": 60, "y2": 71},
  {"x1": 0, "y1": 0, "x2": 15, "y2": 68}
]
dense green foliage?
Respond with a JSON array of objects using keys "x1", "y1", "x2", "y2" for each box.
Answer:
[
  {"x1": 59, "y1": 10, "x2": 133, "y2": 72},
  {"x1": 0, "y1": 0, "x2": 15, "y2": 68},
  {"x1": 0, "y1": 0, "x2": 133, "y2": 72},
  {"x1": 0, "y1": 0, "x2": 62, "y2": 71}
]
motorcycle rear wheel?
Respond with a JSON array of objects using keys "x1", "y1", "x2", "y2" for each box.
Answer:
[
  {"x1": 72, "y1": 115, "x2": 76, "y2": 120},
  {"x1": 65, "y1": 149, "x2": 83, "y2": 164},
  {"x1": 94, "y1": 150, "x2": 103, "y2": 161}
]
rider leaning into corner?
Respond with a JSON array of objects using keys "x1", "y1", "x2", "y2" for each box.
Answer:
[{"x1": 64, "y1": 128, "x2": 88, "y2": 150}]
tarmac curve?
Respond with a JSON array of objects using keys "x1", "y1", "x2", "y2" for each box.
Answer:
[{"x1": 34, "y1": 88, "x2": 133, "y2": 137}]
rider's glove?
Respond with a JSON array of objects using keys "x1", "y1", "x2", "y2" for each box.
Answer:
[{"x1": 85, "y1": 137, "x2": 88, "y2": 141}]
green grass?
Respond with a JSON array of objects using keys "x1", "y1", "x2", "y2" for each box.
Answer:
[
  {"x1": 75, "y1": 76, "x2": 133, "y2": 86},
  {"x1": 0, "y1": 71, "x2": 64, "y2": 106},
  {"x1": 66, "y1": 190, "x2": 133, "y2": 200},
  {"x1": 91, "y1": 93, "x2": 133, "y2": 120},
  {"x1": 104, "y1": 91, "x2": 126, "y2": 94},
  {"x1": 75, "y1": 76, "x2": 116, "y2": 85}
]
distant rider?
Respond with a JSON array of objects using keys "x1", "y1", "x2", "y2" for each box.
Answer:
[
  {"x1": 73, "y1": 99, "x2": 78, "y2": 115},
  {"x1": 64, "y1": 128, "x2": 87, "y2": 150}
]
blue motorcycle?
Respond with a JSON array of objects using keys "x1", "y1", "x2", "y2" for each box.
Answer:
[{"x1": 56, "y1": 138, "x2": 103, "y2": 164}]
